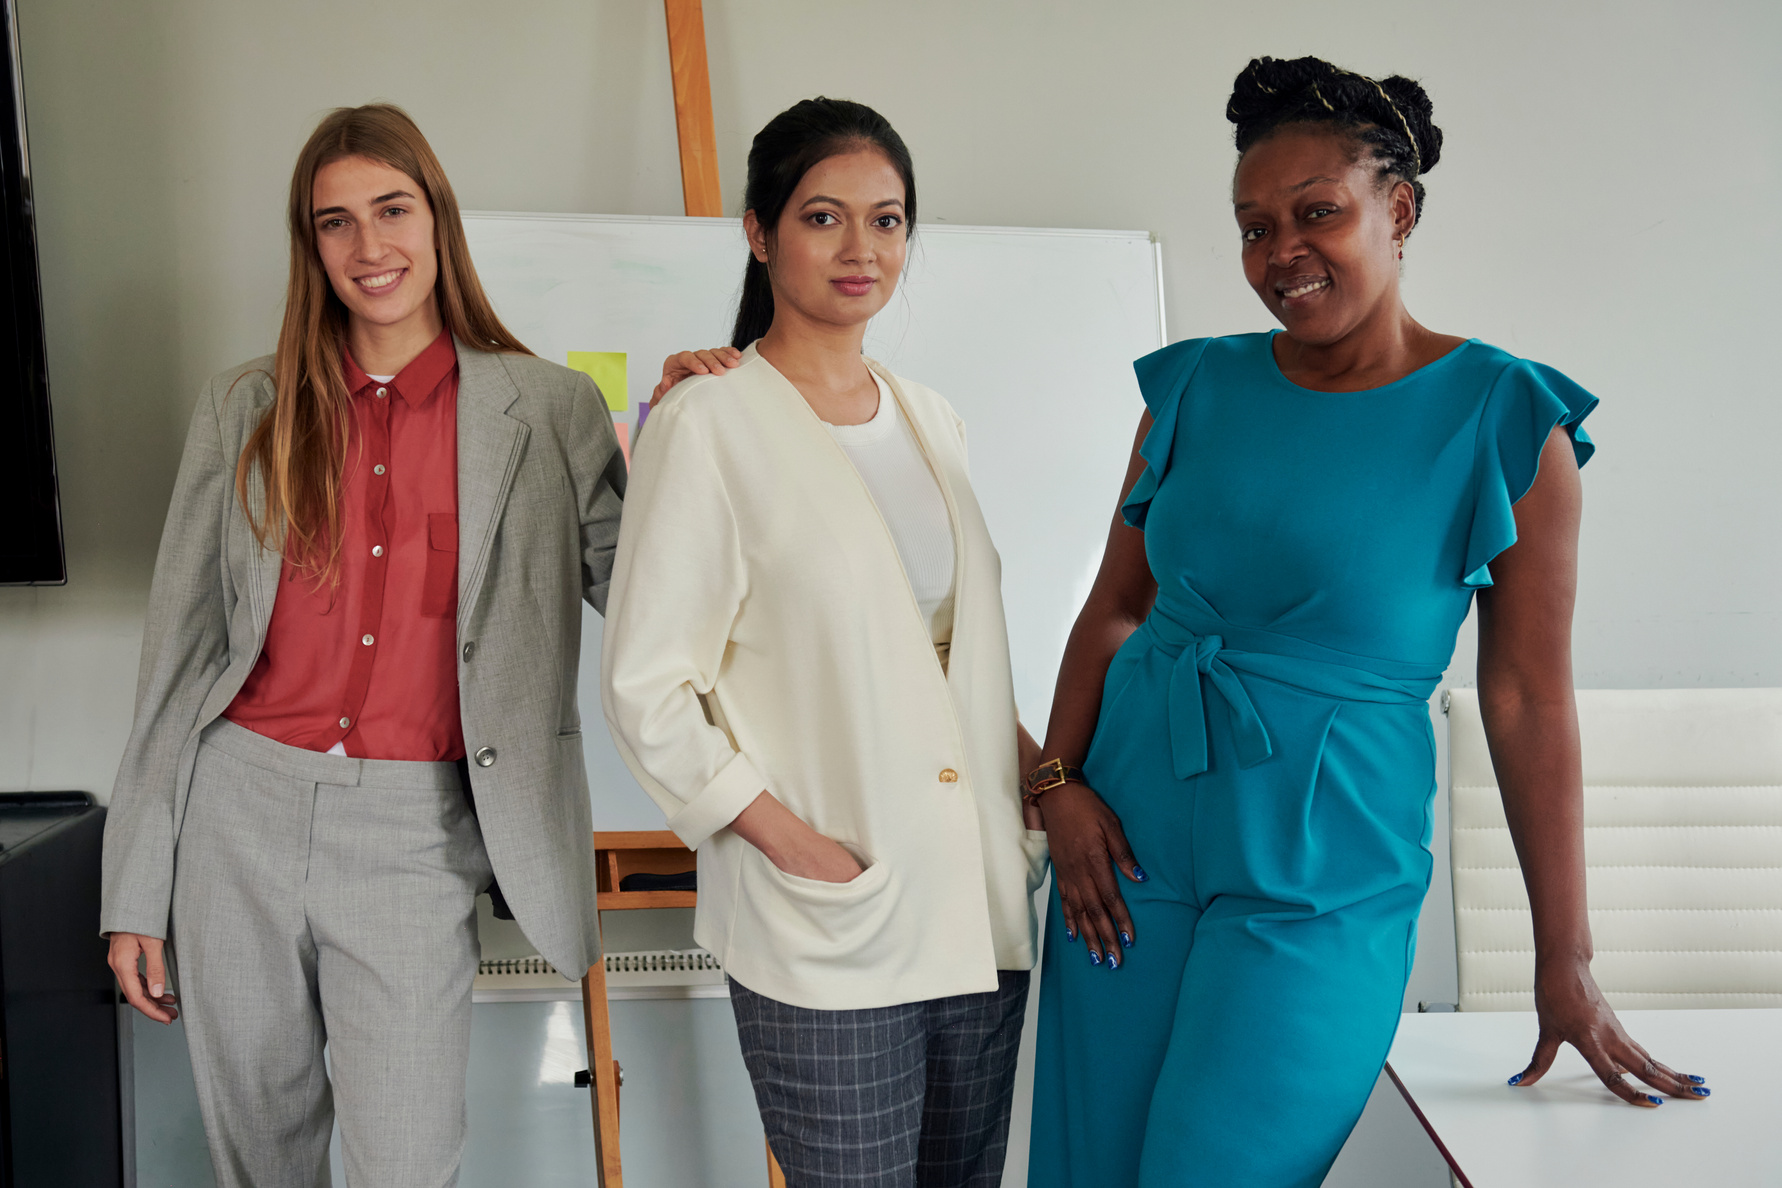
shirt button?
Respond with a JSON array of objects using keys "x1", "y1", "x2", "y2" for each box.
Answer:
[
  {"x1": 375, "y1": 387, "x2": 387, "y2": 399},
  {"x1": 938, "y1": 768, "x2": 959, "y2": 783},
  {"x1": 474, "y1": 747, "x2": 497, "y2": 768},
  {"x1": 362, "y1": 634, "x2": 374, "y2": 646},
  {"x1": 371, "y1": 545, "x2": 383, "y2": 557},
  {"x1": 339, "y1": 716, "x2": 351, "y2": 729},
  {"x1": 462, "y1": 641, "x2": 475, "y2": 662},
  {"x1": 374, "y1": 464, "x2": 386, "y2": 476}
]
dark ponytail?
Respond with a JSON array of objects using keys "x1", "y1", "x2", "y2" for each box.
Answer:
[
  {"x1": 1226, "y1": 56, "x2": 1443, "y2": 227},
  {"x1": 730, "y1": 97, "x2": 917, "y2": 350}
]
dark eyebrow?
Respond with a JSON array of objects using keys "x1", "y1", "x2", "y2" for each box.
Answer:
[
  {"x1": 1234, "y1": 176, "x2": 1344, "y2": 213},
  {"x1": 798, "y1": 194, "x2": 905, "y2": 211},
  {"x1": 312, "y1": 190, "x2": 417, "y2": 220}
]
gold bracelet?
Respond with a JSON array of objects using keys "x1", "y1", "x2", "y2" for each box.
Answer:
[{"x1": 1022, "y1": 758, "x2": 1085, "y2": 806}]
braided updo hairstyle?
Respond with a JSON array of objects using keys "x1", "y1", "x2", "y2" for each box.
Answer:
[{"x1": 1227, "y1": 56, "x2": 1443, "y2": 229}]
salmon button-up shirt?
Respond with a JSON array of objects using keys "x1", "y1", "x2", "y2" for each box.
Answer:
[{"x1": 225, "y1": 330, "x2": 464, "y2": 761}]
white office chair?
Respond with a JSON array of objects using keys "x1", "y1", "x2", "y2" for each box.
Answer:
[{"x1": 1446, "y1": 688, "x2": 1782, "y2": 1012}]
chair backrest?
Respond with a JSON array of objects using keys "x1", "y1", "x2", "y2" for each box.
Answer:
[{"x1": 1447, "y1": 688, "x2": 1782, "y2": 1012}]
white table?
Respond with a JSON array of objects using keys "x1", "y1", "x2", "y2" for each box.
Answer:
[{"x1": 1385, "y1": 1009, "x2": 1779, "y2": 1186}]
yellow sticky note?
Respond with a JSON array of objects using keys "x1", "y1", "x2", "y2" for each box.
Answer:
[{"x1": 567, "y1": 351, "x2": 628, "y2": 411}]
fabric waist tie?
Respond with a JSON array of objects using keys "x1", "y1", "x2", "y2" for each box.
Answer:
[{"x1": 1141, "y1": 590, "x2": 1443, "y2": 780}]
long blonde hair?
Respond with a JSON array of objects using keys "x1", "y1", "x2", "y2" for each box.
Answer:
[{"x1": 237, "y1": 103, "x2": 529, "y2": 580}]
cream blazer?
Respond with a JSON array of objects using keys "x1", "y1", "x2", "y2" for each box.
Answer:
[{"x1": 602, "y1": 345, "x2": 1048, "y2": 1011}]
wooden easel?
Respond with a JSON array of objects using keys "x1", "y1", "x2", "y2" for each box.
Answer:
[
  {"x1": 665, "y1": 0, "x2": 723, "y2": 219},
  {"x1": 579, "y1": 830, "x2": 696, "y2": 1188},
  {"x1": 580, "y1": 15, "x2": 787, "y2": 1185},
  {"x1": 579, "y1": 831, "x2": 790, "y2": 1188}
]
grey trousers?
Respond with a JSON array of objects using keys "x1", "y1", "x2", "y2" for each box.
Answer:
[
  {"x1": 730, "y1": 971, "x2": 1031, "y2": 1188},
  {"x1": 170, "y1": 720, "x2": 491, "y2": 1188}
]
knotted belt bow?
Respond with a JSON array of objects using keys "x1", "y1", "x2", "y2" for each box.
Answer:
[{"x1": 1142, "y1": 589, "x2": 1444, "y2": 782}]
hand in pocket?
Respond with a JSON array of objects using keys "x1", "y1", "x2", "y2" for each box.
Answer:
[{"x1": 730, "y1": 791, "x2": 866, "y2": 883}]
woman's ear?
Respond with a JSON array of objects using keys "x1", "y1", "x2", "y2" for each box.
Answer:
[
  {"x1": 743, "y1": 210, "x2": 770, "y2": 264},
  {"x1": 1390, "y1": 180, "x2": 1418, "y2": 243}
]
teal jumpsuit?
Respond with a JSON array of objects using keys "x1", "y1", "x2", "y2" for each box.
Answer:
[{"x1": 1027, "y1": 333, "x2": 1596, "y2": 1187}]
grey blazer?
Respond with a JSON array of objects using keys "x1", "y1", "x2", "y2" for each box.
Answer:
[{"x1": 100, "y1": 340, "x2": 626, "y2": 975}]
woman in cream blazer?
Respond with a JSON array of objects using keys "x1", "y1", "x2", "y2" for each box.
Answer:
[{"x1": 603, "y1": 98, "x2": 1046, "y2": 1188}]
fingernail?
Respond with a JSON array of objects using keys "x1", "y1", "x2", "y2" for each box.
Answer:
[
  {"x1": 1106, "y1": 952, "x2": 1119, "y2": 969},
  {"x1": 1507, "y1": 1074, "x2": 1522, "y2": 1086},
  {"x1": 1089, "y1": 951, "x2": 1102, "y2": 966},
  {"x1": 1646, "y1": 1095, "x2": 1663, "y2": 1106},
  {"x1": 1687, "y1": 1074, "x2": 1706, "y2": 1085},
  {"x1": 1120, "y1": 931, "x2": 1133, "y2": 948},
  {"x1": 1131, "y1": 865, "x2": 1148, "y2": 882},
  {"x1": 1690, "y1": 1086, "x2": 1710, "y2": 1097},
  {"x1": 150, "y1": 983, "x2": 163, "y2": 998},
  {"x1": 1065, "y1": 926, "x2": 1076, "y2": 942}
]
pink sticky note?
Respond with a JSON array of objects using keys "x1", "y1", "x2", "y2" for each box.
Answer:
[{"x1": 614, "y1": 421, "x2": 631, "y2": 465}]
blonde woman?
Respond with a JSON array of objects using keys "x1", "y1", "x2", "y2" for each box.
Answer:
[
  {"x1": 605, "y1": 98, "x2": 1049, "y2": 1187},
  {"x1": 101, "y1": 105, "x2": 625, "y2": 1187}
]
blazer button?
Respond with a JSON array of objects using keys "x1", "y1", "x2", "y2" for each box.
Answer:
[
  {"x1": 474, "y1": 747, "x2": 497, "y2": 767},
  {"x1": 462, "y1": 641, "x2": 475, "y2": 662},
  {"x1": 938, "y1": 768, "x2": 958, "y2": 783}
]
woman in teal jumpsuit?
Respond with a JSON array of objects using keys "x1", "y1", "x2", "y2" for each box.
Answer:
[{"x1": 1025, "y1": 58, "x2": 1703, "y2": 1187}]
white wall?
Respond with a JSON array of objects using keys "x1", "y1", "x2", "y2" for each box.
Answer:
[
  {"x1": 6, "y1": 1, "x2": 1776, "y2": 1185},
  {"x1": 9, "y1": 0, "x2": 1779, "y2": 799}
]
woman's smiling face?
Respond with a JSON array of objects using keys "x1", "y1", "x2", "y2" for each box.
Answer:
[
  {"x1": 1233, "y1": 126, "x2": 1416, "y2": 346},
  {"x1": 311, "y1": 154, "x2": 440, "y2": 336}
]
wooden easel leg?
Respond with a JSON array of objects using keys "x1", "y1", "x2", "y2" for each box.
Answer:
[
  {"x1": 766, "y1": 1136, "x2": 788, "y2": 1188},
  {"x1": 662, "y1": 0, "x2": 723, "y2": 217},
  {"x1": 581, "y1": 948, "x2": 624, "y2": 1188}
]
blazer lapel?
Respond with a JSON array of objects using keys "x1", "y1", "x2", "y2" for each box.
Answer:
[
  {"x1": 232, "y1": 411, "x2": 286, "y2": 644},
  {"x1": 748, "y1": 345, "x2": 889, "y2": 524},
  {"x1": 454, "y1": 341, "x2": 530, "y2": 633}
]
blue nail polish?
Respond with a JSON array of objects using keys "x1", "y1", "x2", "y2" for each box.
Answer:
[
  {"x1": 1121, "y1": 931, "x2": 1133, "y2": 948},
  {"x1": 1131, "y1": 865, "x2": 1148, "y2": 882},
  {"x1": 1089, "y1": 951, "x2": 1101, "y2": 965},
  {"x1": 1507, "y1": 1074, "x2": 1522, "y2": 1086},
  {"x1": 1107, "y1": 952, "x2": 1119, "y2": 969},
  {"x1": 1687, "y1": 1074, "x2": 1706, "y2": 1085},
  {"x1": 1691, "y1": 1086, "x2": 1710, "y2": 1097},
  {"x1": 1646, "y1": 1095, "x2": 1663, "y2": 1106},
  {"x1": 1066, "y1": 927, "x2": 1076, "y2": 942}
]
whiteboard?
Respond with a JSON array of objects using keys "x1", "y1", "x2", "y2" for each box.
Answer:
[{"x1": 462, "y1": 212, "x2": 1164, "y2": 830}]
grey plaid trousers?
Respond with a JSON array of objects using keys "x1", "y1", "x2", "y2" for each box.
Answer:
[{"x1": 730, "y1": 972, "x2": 1031, "y2": 1188}]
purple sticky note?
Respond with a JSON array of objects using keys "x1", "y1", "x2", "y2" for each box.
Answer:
[{"x1": 636, "y1": 400, "x2": 651, "y2": 431}]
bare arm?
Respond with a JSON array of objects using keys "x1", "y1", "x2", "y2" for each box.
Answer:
[
  {"x1": 1479, "y1": 427, "x2": 1703, "y2": 1105},
  {"x1": 1041, "y1": 413, "x2": 1159, "y2": 771},
  {"x1": 1034, "y1": 413, "x2": 1158, "y2": 968}
]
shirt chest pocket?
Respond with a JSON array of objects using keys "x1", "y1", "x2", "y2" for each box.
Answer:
[{"x1": 423, "y1": 512, "x2": 458, "y2": 619}]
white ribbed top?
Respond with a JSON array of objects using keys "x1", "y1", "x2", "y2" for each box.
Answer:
[{"x1": 824, "y1": 373, "x2": 956, "y2": 650}]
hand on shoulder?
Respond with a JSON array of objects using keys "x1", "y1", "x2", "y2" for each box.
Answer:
[{"x1": 654, "y1": 346, "x2": 744, "y2": 403}]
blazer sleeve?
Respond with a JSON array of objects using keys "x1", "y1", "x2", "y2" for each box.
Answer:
[
  {"x1": 600, "y1": 394, "x2": 766, "y2": 849},
  {"x1": 100, "y1": 376, "x2": 237, "y2": 939},
  {"x1": 568, "y1": 371, "x2": 627, "y2": 615}
]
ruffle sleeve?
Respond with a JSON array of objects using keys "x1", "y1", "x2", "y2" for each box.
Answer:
[
  {"x1": 1462, "y1": 358, "x2": 1598, "y2": 587},
  {"x1": 1122, "y1": 338, "x2": 1212, "y2": 530}
]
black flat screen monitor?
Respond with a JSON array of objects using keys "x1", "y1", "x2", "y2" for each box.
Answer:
[{"x1": 0, "y1": 0, "x2": 62, "y2": 586}]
